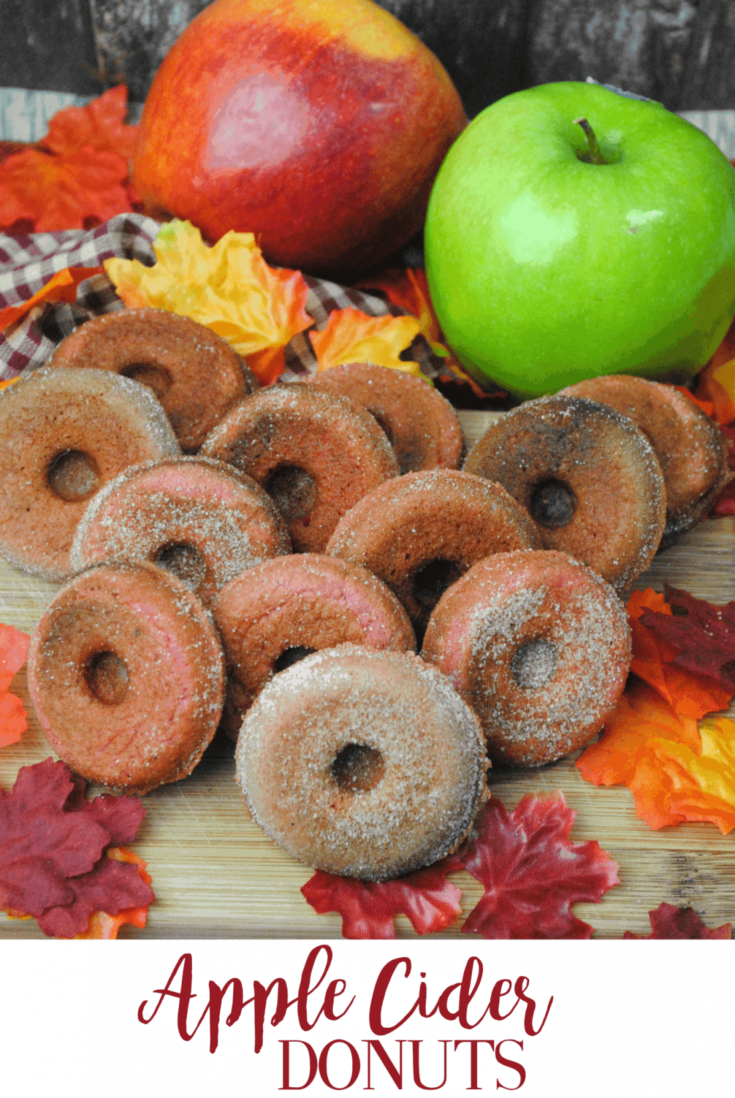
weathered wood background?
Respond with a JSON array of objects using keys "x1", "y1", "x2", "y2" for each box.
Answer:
[{"x1": 0, "y1": 0, "x2": 733, "y2": 115}]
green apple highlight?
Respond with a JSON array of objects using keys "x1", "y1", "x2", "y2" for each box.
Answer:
[{"x1": 424, "y1": 82, "x2": 735, "y2": 398}]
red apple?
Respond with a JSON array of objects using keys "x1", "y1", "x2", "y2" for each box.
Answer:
[{"x1": 133, "y1": 0, "x2": 467, "y2": 278}]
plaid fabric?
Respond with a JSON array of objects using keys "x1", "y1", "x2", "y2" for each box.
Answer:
[{"x1": 0, "y1": 212, "x2": 445, "y2": 383}]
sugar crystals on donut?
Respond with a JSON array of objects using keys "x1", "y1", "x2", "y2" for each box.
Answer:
[
  {"x1": 464, "y1": 394, "x2": 667, "y2": 593},
  {"x1": 308, "y1": 361, "x2": 464, "y2": 473},
  {"x1": 327, "y1": 468, "x2": 541, "y2": 637},
  {"x1": 71, "y1": 456, "x2": 290, "y2": 607},
  {"x1": 236, "y1": 645, "x2": 488, "y2": 880},
  {"x1": 0, "y1": 366, "x2": 180, "y2": 581},
  {"x1": 50, "y1": 307, "x2": 258, "y2": 452},
  {"x1": 27, "y1": 560, "x2": 225, "y2": 794},
  {"x1": 560, "y1": 374, "x2": 731, "y2": 547},
  {"x1": 212, "y1": 553, "x2": 416, "y2": 736},
  {"x1": 422, "y1": 550, "x2": 632, "y2": 767},
  {"x1": 201, "y1": 384, "x2": 399, "y2": 552}
]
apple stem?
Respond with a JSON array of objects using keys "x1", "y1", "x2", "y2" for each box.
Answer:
[{"x1": 573, "y1": 117, "x2": 606, "y2": 165}]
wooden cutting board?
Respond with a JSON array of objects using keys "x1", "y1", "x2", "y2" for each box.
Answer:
[{"x1": 2, "y1": 409, "x2": 734, "y2": 939}]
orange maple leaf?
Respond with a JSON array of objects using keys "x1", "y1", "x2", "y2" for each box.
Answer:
[
  {"x1": 354, "y1": 267, "x2": 502, "y2": 398},
  {"x1": 77, "y1": 847, "x2": 153, "y2": 940},
  {"x1": 356, "y1": 268, "x2": 449, "y2": 355},
  {"x1": 0, "y1": 85, "x2": 138, "y2": 233},
  {"x1": 105, "y1": 219, "x2": 312, "y2": 385},
  {"x1": 0, "y1": 266, "x2": 103, "y2": 334},
  {"x1": 309, "y1": 307, "x2": 423, "y2": 376},
  {"x1": 578, "y1": 589, "x2": 735, "y2": 831},
  {"x1": 0, "y1": 623, "x2": 30, "y2": 747}
]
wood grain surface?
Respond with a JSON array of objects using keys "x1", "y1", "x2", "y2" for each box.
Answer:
[{"x1": 1, "y1": 408, "x2": 734, "y2": 939}]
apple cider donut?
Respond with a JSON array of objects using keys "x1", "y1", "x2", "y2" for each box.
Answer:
[
  {"x1": 200, "y1": 384, "x2": 399, "y2": 552},
  {"x1": 236, "y1": 645, "x2": 488, "y2": 880},
  {"x1": 464, "y1": 395, "x2": 667, "y2": 592},
  {"x1": 213, "y1": 554, "x2": 415, "y2": 737},
  {"x1": 0, "y1": 366, "x2": 179, "y2": 581},
  {"x1": 422, "y1": 550, "x2": 631, "y2": 767},
  {"x1": 49, "y1": 308, "x2": 257, "y2": 451},
  {"x1": 71, "y1": 456, "x2": 290, "y2": 608},
  {"x1": 560, "y1": 374, "x2": 731, "y2": 546},
  {"x1": 27, "y1": 560, "x2": 225, "y2": 794},
  {"x1": 326, "y1": 468, "x2": 541, "y2": 637},
  {"x1": 308, "y1": 362, "x2": 464, "y2": 473}
]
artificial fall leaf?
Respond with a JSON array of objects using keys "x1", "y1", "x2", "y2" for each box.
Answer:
[
  {"x1": 628, "y1": 589, "x2": 731, "y2": 719},
  {"x1": 0, "y1": 266, "x2": 103, "y2": 334},
  {"x1": 78, "y1": 848, "x2": 152, "y2": 939},
  {"x1": 355, "y1": 268, "x2": 505, "y2": 399},
  {"x1": 578, "y1": 682, "x2": 735, "y2": 833},
  {"x1": 301, "y1": 862, "x2": 462, "y2": 939},
  {"x1": 43, "y1": 84, "x2": 138, "y2": 161},
  {"x1": 640, "y1": 584, "x2": 735, "y2": 693},
  {"x1": 446, "y1": 793, "x2": 619, "y2": 939},
  {"x1": 105, "y1": 219, "x2": 312, "y2": 384},
  {"x1": 309, "y1": 307, "x2": 423, "y2": 378},
  {"x1": 690, "y1": 358, "x2": 735, "y2": 426},
  {"x1": 0, "y1": 623, "x2": 30, "y2": 747},
  {"x1": 623, "y1": 901, "x2": 731, "y2": 939},
  {"x1": 0, "y1": 85, "x2": 138, "y2": 233},
  {"x1": 0, "y1": 758, "x2": 153, "y2": 938},
  {"x1": 355, "y1": 267, "x2": 451, "y2": 359},
  {"x1": 0, "y1": 141, "x2": 34, "y2": 164}
]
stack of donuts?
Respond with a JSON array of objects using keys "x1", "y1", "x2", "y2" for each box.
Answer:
[{"x1": 2, "y1": 305, "x2": 729, "y2": 881}]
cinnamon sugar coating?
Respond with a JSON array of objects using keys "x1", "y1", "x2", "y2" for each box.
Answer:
[
  {"x1": 201, "y1": 384, "x2": 399, "y2": 552},
  {"x1": 561, "y1": 374, "x2": 731, "y2": 546},
  {"x1": 326, "y1": 469, "x2": 541, "y2": 637},
  {"x1": 464, "y1": 395, "x2": 667, "y2": 593},
  {"x1": 49, "y1": 308, "x2": 257, "y2": 451},
  {"x1": 71, "y1": 456, "x2": 290, "y2": 608},
  {"x1": 27, "y1": 561, "x2": 225, "y2": 794},
  {"x1": 422, "y1": 550, "x2": 631, "y2": 767},
  {"x1": 0, "y1": 366, "x2": 179, "y2": 581},
  {"x1": 308, "y1": 362, "x2": 463, "y2": 473},
  {"x1": 213, "y1": 554, "x2": 415, "y2": 737},
  {"x1": 236, "y1": 645, "x2": 488, "y2": 880}
]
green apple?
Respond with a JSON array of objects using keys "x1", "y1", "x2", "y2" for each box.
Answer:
[{"x1": 424, "y1": 81, "x2": 735, "y2": 398}]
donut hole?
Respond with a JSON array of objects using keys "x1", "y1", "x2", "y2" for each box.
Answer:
[
  {"x1": 86, "y1": 650, "x2": 129, "y2": 705},
  {"x1": 331, "y1": 743, "x2": 385, "y2": 793},
  {"x1": 366, "y1": 407, "x2": 396, "y2": 447},
  {"x1": 530, "y1": 478, "x2": 577, "y2": 528},
  {"x1": 510, "y1": 638, "x2": 557, "y2": 689},
  {"x1": 265, "y1": 463, "x2": 317, "y2": 522},
  {"x1": 154, "y1": 542, "x2": 207, "y2": 591},
  {"x1": 121, "y1": 362, "x2": 173, "y2": 398},
  {"x1": 412, "y1": 558, "x2": 463, "y2": 609},
  {"x1": 273, "y1": 645, "x2": 316, "y2": 673},
  {"x1": 47, "y1": 450, "x2": 101, "y2": 502}
]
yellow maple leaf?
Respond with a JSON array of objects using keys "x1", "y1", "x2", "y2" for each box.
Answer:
[
  {"x1": 104, "y1": 220, "x2": 313, "y2": 384},
  {"x1": 309, "y1": 307, "x2": 424, "y2": 377}
]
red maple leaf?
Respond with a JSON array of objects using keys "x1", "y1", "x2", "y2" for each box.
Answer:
[
  {"x1": 0, "y1": 758, "x2": 153, "y2": 937},
  {"x1": 301, "y1": 862, "x2": 462, "y2": 939},
  {"x1": 448, "y1": 794, "x2": 620, "y2": 939},
  {"x1": 36, "y1": 851, "x2": 153, "y2": 938},
  {"x1": 0, "y1": 85, "x2": 138, "y2": 233},
  {"x1": 640, "y1": 585, "x2": 735, "y2": 693},
  {"x1": 0, "y1": 623, "x2": 30, "y2": 747},
  {"x1": 624, "y1": 902, "x2": 731, "y2": 939}
]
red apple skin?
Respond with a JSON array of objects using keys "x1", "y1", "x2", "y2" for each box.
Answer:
[{"x1": 133, "y1": 0, "x2": 467, "y2": 278}]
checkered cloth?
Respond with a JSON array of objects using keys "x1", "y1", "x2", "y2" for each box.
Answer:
[{"x1": 0, "y1": 212, "x2": 445, "y2": 383}]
